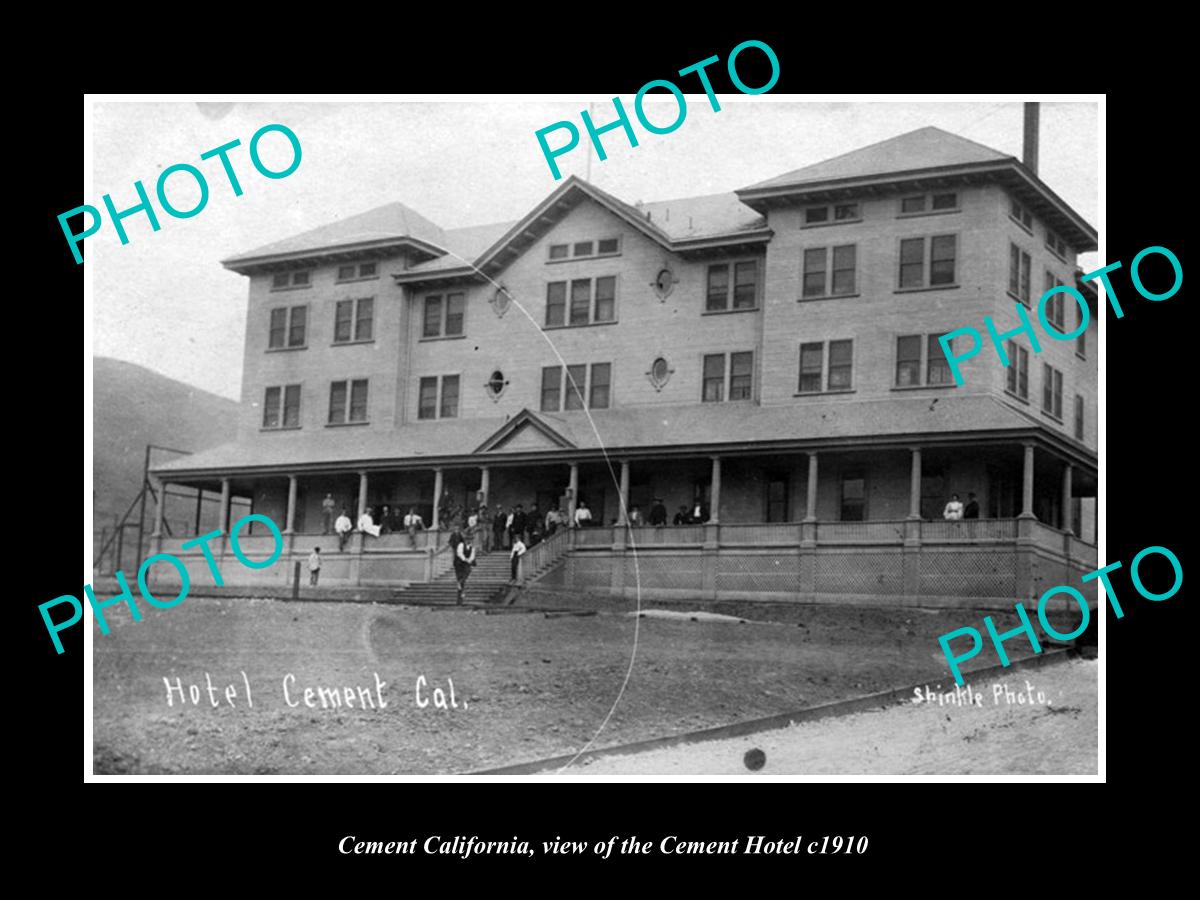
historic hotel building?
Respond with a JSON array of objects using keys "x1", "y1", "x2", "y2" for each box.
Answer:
[{"x1": 152, "y1": 126, "x2": 1099, "y2": 607}]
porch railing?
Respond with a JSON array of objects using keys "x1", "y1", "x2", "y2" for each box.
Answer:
[
  {"x1": 921, "y1": 518, "x2": 1018, "y2": 541},
  {"x1": 522, "y1": 528, "x2": 571, "y2": 574},
  {"x1": 624, "y1": 525, "x2": 706, "y2": 545},
  {"x1": 816, "y1": 520, "x2": 908, "y2": 544}
]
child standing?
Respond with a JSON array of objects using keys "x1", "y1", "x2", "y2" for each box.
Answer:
[{"x1": 308, "y1": 547, "x2": 322, "y2": 586}]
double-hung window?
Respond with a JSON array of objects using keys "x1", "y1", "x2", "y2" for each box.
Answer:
[
  {"x1": 262, "y1": 384, "x2": 301, "y2": 429},
  {"x1": 329, "y1": 379, "x2": 369, "y2": 424},
  {"x1": 899, "y1": 235, "x2": 956, "y2": 288},
  {"x1": 268, "y1": 305, "x2": 307, "y2": 349},
  {"x1": 701, "y1": 352, "x2": 753, "y2": 402},
  {"x1": 423, "y1": 293, "x2": 466, "y2": 338},
  {"x1": 333, "y1": 297, "x2": 374, "y2": 343},
  {"x1": 417, "y1": 375, "x2": 459, "y2": 420},
  {"x1": 797, "y1": 340, "x2": 853, "y2": 393},
  {"x1": 802, "y1": 245, "x2": 857, "y2": 298},
  {"x1": 540, "y1": 363, "x2": 612, "y2": 411},
  {"x1": 706, "y1": 261, "x2": 758, "y2": 311},
  {"x1": 1005, "y1": 340, "x2": 1030, "y2": 400}
]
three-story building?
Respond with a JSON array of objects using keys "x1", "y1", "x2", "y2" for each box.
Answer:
[{"x1": 152, "y1": 125, "x2": 1098, "y2": 607}]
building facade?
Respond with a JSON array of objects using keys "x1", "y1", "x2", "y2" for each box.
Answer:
[{"x1": 150, "y1": 126, "x2": 1099, "y2": 608}]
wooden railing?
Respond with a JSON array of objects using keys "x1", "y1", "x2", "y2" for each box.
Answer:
[
  {"x1": 816, "y1": 520, "x2": 907, "y2": 544},
  {"x1": 624, "y1": 525, "x2": 706, "y2": 545},
  {"x1": 522, "y1": 529, "x2": 571, "y2": 574},
  {"x1": 921, "y1": 518, "x2": 1018, "y2": 541}
]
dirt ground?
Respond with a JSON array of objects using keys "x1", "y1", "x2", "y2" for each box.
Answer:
[
  {"x1": 92, "y1": 594, "x2": 1063, "y2": 775},
  {"x1": 565, "y1": 659, "x2": 1098, "y2": 776}
]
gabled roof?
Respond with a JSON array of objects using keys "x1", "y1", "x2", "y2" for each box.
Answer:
[
  {"x1": 222, "y1": 201, "x2": 448, "y2": 272},
  {"x1": 741, "y1": 126, "x2": 1011, "y2": 192},
  {"x1": 474, "y1": 408, "x2": 577, "y2": 453}
]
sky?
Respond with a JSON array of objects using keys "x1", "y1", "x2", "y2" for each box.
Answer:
[{"x1": 89, "y1": 98, "x2": 1099, "y2": 400}]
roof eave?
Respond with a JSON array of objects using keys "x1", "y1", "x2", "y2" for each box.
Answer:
[{"x1": 221, "y1": 236, "x2": 448, "y2": 275}]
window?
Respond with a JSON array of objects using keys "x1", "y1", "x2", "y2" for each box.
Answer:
[
  {"x1": 486, "y1": 370, "x2": 508, "y2": 400},
  {"x1": 541, "y1": 367, "x2": 561, "y2": 412},
  {"x1": 803, "y1": 203, "x2": 860, "y2": 225},
  {"x1": 336, "y1": 262, "x2": 378, "y2": 281},
  {"x1": 895, "y1": 334, "x2": 953, "y2": 387},
  {"x1": 1042, "y1": 364, "x2": 1064, "y2": 419},
  {"x1": 802, "y1": 245, "x2": 856, "y2": 298},
  {"x1": 589, "y1": 362, "x2": 612, "y2": 409},
  {"x1": 1010, "y1": 199, "x2": 1034, "y2": 231},
  {"x1": 329, "y1": 379, "x2": 369, "y2": 424},
  {"x1": 920, "y1": 461, "x2": 946, "y2": 520},
  {"x1": 569, "y1": 280, "x2": 590, "y2": 325},
  {"x1": 333, "y1": 297, "x2": 373, "y2": 343},
  {"x1": 439, "y1": 375, "x2": 459, "y2": 419},
  {"x1": 798, "y1": 340, "x2": 853, "y2": 393},
  {"x1": 840, "y1": 472, "x2": 866, "y2": 521},
  {"x1": 898, "y1": 235, "x2": 957, "y2": 289},
  {"x1": 271, "y1": 270, "x2": 311, "y2": 290},
  {"x1": 705, "y1": 261, "x2": 758, "y2": 311},
  {"x1": 1005, "y1": 340, "x2": 1030, "y2": 400},
  {"x1": 798, "y1": 343, "x2": 824, "y2": 393},
  {"x1": 1043, "y1": 273, "x2": 1066, "y2": 331},
  {"x1": 1009, "y1": 244, "x2": 1032, "y2": 304},
  {"x1": 423, "y1": 293, "x2": 466, "y2": 338},
  {"x1": 268, "y1": 305, "x2": 307, "y2": 349},
  {"x1": 896, "y1": 335, "x2": 922, "y2": 387},
  {"x1": 701, "y1": 352, "x2": 753, "y2": 402},
  {"x1": 541, "y1": 363, "x2": 612, "y2": 411},
  {"x1": 1045, "y1": 228, "x2": 1069, "y2": 259},
  {"x1": 549, "y1": 238, "x2": 620, "y2": 260},
  {"x1": 546, "y1": 277, "x2": 616, "y2": 326},
  {"x1": 417, "y1": 375, "x2": 457, "y2": 420},
  {"x1": 927, "y1": 334, "x2": 952, "y2": 385},
  {"x1": 900, "y1": 192, "x2": 958, "y2": 215},
  {"x1": 262, "y1": 384, "x2": 301, "y2": 429},
  {"x1": 564, "y1": 364, "x2": 586, "y2": 410},
  {"x1": 1074, "y1": 394, "x2": 1085, "y2": 440},
  {"x1": 930, "y1": 236, "x2": 956, "y2": 285}
]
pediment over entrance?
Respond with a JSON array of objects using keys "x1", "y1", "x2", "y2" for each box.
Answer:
[{"x1": 474, "y1": 409, "x2": 576, "y2": 454}]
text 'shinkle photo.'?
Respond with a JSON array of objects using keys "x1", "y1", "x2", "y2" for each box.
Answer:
[{"x1": 49, "y1": 66, "x2": 1183, "y2": 870}]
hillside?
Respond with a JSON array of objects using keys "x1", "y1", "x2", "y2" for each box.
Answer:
[{"x1": 92, "y1": 357, "x2": 239, "y2": 532}]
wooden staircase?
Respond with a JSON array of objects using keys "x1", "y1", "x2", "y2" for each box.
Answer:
[{"x1": 387, "y1": 549, "x2": 558, "y2": 605}]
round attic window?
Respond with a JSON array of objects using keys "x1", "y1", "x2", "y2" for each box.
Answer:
[
  {"x1": 486, "y1": 370, "x2": 509, "y2": 400},
  {"x1": 647, "y1": 356, "x2": 674, "y2": 391},
  {"x1": 653, "y1": 267, "x2": 676, "y2": 298}
]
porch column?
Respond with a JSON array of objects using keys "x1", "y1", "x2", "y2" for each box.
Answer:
[
  {"x1": 284, "y1": 475, "x2": 298, "y2": 534},
  {"x1": 479, "y1": 466, "x2": 490, "y2": 507},
  {"x1": 357, "y1": 471, "x2": 368, "y2": 520},
  {"x1": 709, "y1": 456, "x2": 721, "y2": 525},
  {"x1": 804, "y1": 452, "x2": 818, "y2": 522},
  {"x1": 152, "y1": 478, "x2": 167, "y2": 537},
  {"x1": 567, "y1": 463, "x2": 579, "y2": 524},
  {"x1": 1020, "y1": 443, "x2": 1036, "y2": 519},
  {"x1": 908, "y1": 448, "x2": 922, "y2": 519},
  {"x1": 218, "y1": 477, "x2": 231, "y2": 534},
  {"x1": 617, "y1": 460, "x2": 630, "y2": 526},
  {"x1": 432, "y1": 467, "x2": 443, "y2": 528},
  {"x1": 1061, "y1": 463, "x2": 1074, "y2": 535},
  {"x1": 193, "y1": 488, "x2": 203, "y2": 535}
]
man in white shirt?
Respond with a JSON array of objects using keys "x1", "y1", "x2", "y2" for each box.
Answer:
[
  {"x1": 510, "y1": 536, "x2": 527, "y2": 583},
  {"x1": 307, "y1": 547, "x2": 322, "y2": 586},
  {"x1": 358, "y1": 507, "x2": 381, "y2": 538},
  {"x1": 943, "y1": 493, "x2": 964, "y2": 521},
  {"x1": 334, "y1": 509, "x2": 353, "y2": 551},
  {"x1": 573, "y1": 502, "x2": 592, "y2": 528},
  {"x1": 403, "y1": 508, "x2": 424, "y2": 548}
]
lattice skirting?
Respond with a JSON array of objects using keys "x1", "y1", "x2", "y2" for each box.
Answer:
[
  {"x1": 815, "y1": 550, "x2": 904, "y2": 595},
  {"x1": 919, "y1": 549, "x2": 1016, "y2": 598}
]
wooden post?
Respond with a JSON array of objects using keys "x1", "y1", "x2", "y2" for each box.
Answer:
[{"x1": 285, "y1": 475, "x2": 298, "y2": 534}]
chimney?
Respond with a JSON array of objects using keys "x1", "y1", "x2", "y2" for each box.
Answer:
[{"x1": 1023, "y1": 102, "x2": 1039, "y2": 175}]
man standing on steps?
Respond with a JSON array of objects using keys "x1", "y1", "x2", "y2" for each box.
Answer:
[
  {"x1": 509, "y1": 535, "x2": 527, "y2": 584},
  {"x1": 452, "y1": 525, "x2": 476, "y2": 605}
]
